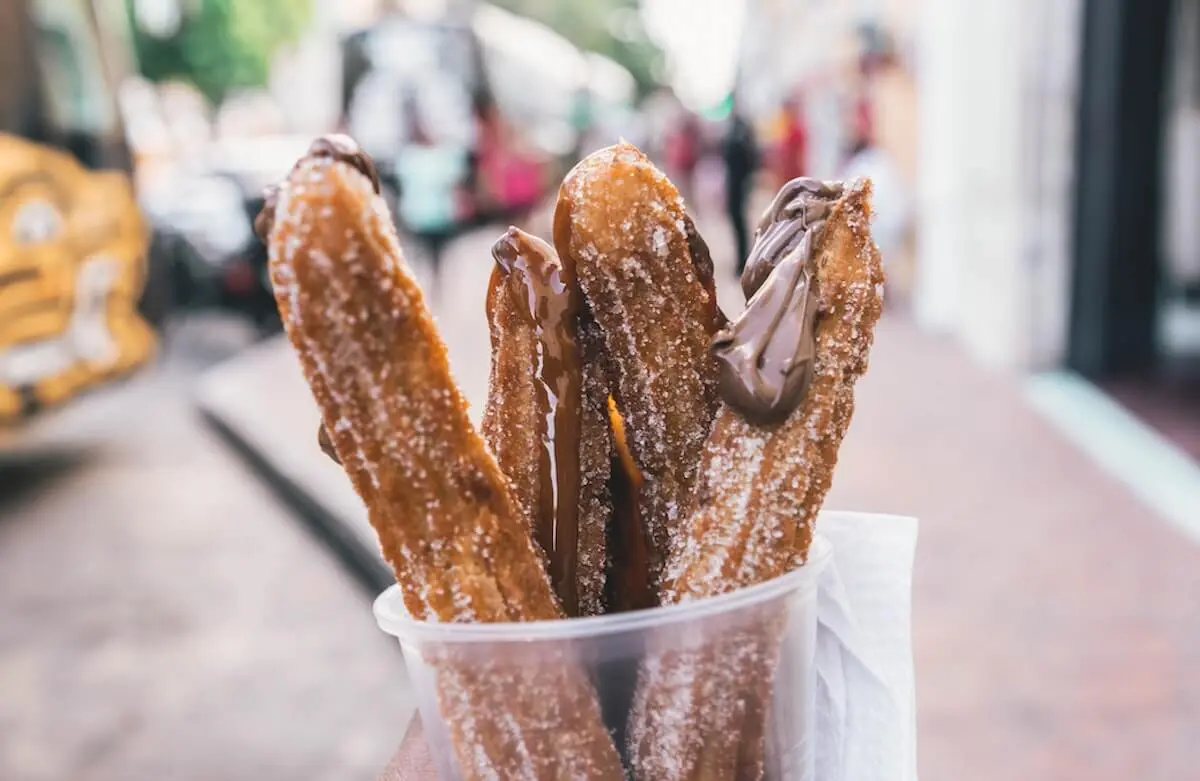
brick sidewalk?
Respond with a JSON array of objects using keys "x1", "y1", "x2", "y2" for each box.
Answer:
[{"x1": 202, "y1": 218, "x2": 1200, "y2": 780}]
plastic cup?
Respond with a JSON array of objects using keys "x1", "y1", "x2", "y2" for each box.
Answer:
[{"x1": 373, "y1": 536, "x2": 833, "y2": 780}]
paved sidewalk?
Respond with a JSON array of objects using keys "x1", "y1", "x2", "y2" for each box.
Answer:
[
  {"x1": 199, "y1": 219, "x2": 1200, "y2": 781},
  {"x1": 0, "y1": 317, "x2": 409, "y2": 781}
]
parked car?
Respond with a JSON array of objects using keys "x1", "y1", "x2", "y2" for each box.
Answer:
[{"x1": 138, "y1": 160, "x2": 281, "y2": 334}]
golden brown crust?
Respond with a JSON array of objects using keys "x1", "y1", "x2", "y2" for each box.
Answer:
[
  {"x1": 271, "y1": 157, "x2": 554, "y2": 623},
  {"x1": 268, "y1": 157, "x2": 623, "y2": 780},
  {"x1": 665, "y1": 180, "x2": 883, "y2": 598},
  {"x1": 629, "y1": 181, "x2": 885, "y2": 780},
  {"x1": 577, "y1": 314, "x2": 613, "y2": 616},
  {"x1": 788, "y1": 186, "x2": 884, "y2": 565},
  {"x1": 554, "y1": 143, "x2": 723, "y2": 592}
]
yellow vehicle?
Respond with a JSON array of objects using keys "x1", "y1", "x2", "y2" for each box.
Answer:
[{"x1": 0, "y1": 0, "x2": 162, "y2": 424}]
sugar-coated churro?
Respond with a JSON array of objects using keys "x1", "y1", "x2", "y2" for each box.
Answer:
[
  {"x1": 629, "y1": 178, "x2": 885, "y2": 781},
  {"x1": 263, "y1": 131, "x2": 888, "y2": 779},
  {"x1": 554, "y1": 143, "x2": 724, "y2": 593},
  {"x1": 262, "y1": 136, "x2": 623, "y2": 780}
]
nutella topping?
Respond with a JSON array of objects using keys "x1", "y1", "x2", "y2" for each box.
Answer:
[
  {"x1": 490, "y1": 227, "x2": 584, "y2": 614},
  {"x1": 318, "y1": 423, "x2": 340, "y2": 464},
  {"x1": 254, "y1": 134, "x2": 381, "y2": 244},
  {"x1": 713, "y1": 179, "x2": 842, "y2": 425},
  {"x1": 740, "y1": 178, "x2": 842, "y2": 299}
]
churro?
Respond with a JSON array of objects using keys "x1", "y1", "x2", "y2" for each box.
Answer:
[
  {"x1": 629, "y1": 178, "x2": 885, "y2": 780},
  {"x1": 481, "y1": 227, "x2": 610, "y2": 617},
  {"x1": 262, "y1": 137, "x2": 623, "y2": 780},
  {"x1": 554, "y1": 143, "x2": 724, "y2": 593},
  {"x1": 576, "y1": 313, "x2": 614, "y2": 617},
  {"x1": 264, "y1": 132, "x2": 886, "y2": 778}
]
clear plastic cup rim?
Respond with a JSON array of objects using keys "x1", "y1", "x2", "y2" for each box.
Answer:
[{"x1": 373, "y1": 535, "x2": 833, "y2": 644}]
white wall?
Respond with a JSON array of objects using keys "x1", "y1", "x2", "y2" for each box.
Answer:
[{"x1": 914, "y1": 0, "x2": 1081, "y2": 370}]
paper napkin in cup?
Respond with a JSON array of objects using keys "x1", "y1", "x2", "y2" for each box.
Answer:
[{"x1": 814, "y1": 511, "x2": 919, "y2": 781}]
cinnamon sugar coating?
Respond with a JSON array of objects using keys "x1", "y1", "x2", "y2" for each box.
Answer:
[
  {"x1": 554, "y1": 143, "x2": 724, "y2": 593},
  {"x1": 577, "y1": 314, "x2": 614, "y2": 616},
  {"x1": 268, "y1": 157, "x2": 622, "y2": 780}
]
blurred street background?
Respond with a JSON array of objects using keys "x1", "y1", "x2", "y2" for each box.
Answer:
[{"x1": 1, "y1": 0, "x2": 1199, "y2": 779}]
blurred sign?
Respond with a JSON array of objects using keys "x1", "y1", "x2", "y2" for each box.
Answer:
[{"x1": 0, "y1": 135, "x2": 156, "y2": 421}]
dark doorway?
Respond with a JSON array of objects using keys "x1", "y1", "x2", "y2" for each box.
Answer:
[
  {"x1": 1072, "y1": 0, "x2": 1200, "y2": 461},
  {"x1": 1069, "y1": 0, "x2": 1174, "y2": 378}
]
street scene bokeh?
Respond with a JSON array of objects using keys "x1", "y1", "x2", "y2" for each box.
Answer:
[{"x1": 1, "y1": 0, "x2": 1199, "y2": 779}]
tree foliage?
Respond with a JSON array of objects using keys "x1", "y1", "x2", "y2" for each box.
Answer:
[{"x1": 127, "y1": 0, "x2": 312, "y2": 105}]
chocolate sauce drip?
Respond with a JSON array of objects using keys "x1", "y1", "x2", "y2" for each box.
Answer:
[
  {"x1": 712, "y1": 179, "x2": 843, "y2": 425},
  {"x1": 491, "y1": 227, "x2": 584, "y2": 615},
  {"x1": 253, "y1": 134, "x2": 381, "y2": 244}
]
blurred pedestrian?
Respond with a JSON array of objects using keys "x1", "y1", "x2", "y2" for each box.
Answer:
[
  {"x1": 845, "y1": 55, "x2": 877, "y2": 168},
  {"x1": 395, "y1": 92, "x2": 471, "y2": 288},
  {"x1": 666, "y1": 113, "x2": 702, "y2": 203},
  {"x1": 470, "y1": 94, "x2": 504, "y2": 216},
  {"x1": 774, "y1": 95, "x2": 809, "y2": 187},
  {"x1": 723, "y1": 109, "x2": 759, "y2": 273}
]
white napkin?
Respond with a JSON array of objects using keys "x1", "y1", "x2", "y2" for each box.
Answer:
[{"x1": 814, "y1": 511, "x2": 919, "y2": 781}]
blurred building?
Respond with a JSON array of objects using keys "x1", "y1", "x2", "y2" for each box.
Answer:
[
  {"x1": 913, "y1": 0, "x2": 1082, "y2": 372},
  {"x1": 741, "y1": 0, "x2": 1196, "y2": 376},
  {"x1": 916, "y1": 0, "x2": 1200, "y2": 383}
]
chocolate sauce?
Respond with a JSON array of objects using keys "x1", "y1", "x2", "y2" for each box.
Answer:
[
  {"x1": 491, "y1": 227, "x2": 584, "y2": 615},
  {"x1": 712, "y1": 179, "x2": 843, "y2": 425},
  {"x1": 740, "y1": 178, "x2": 842, "y2": 299},
  {"x1": 318, "y1": 423, "x2": 340, "y2": 465},
  {"x1": 254, "y1": 134, "x2": 381, "y2": 244}
]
